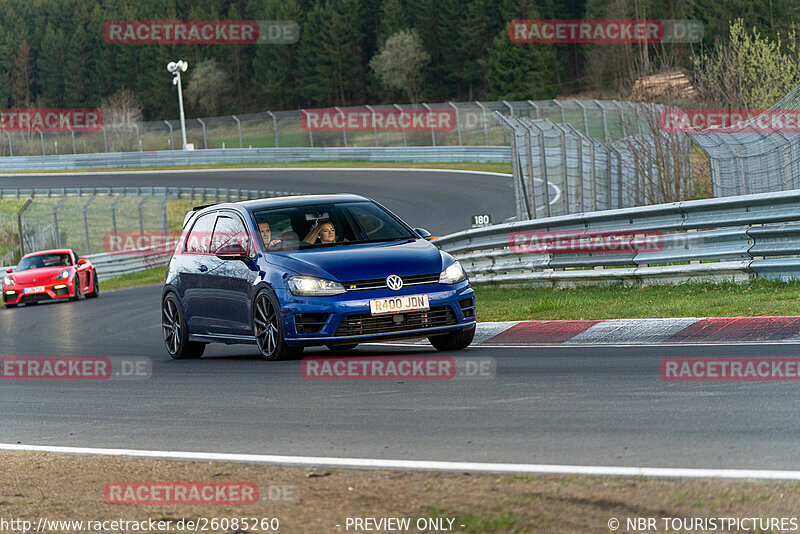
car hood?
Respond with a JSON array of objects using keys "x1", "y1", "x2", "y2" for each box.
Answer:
[
  {"x1": 7, "y1": 266, "x2": 71, "y2": 285},
  {"x1": 269, "y1": 239, "x2": 445, "y2": 281}
]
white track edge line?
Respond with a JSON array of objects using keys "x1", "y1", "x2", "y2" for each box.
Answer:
[
  {"x1": 1, "y1": 444, "x2": 797, "y2": 480},
  {"x1": 0, "y1": 168, "x2": 511, "y2": 177}
]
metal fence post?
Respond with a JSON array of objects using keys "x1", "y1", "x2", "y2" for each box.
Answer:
[
  {"x1": 595, "y1": 100, "x2": 610, "y2": 142},
  {"x1": 111, "y1": 195, "x2": 124, "y2": 235},
  {"x1": 612, "y1": 100, "x2": 627, "y2": 137},
  {"x1": 422, "y1": 103, "x2": 436, "y2": 146},
  {"x1": 575, "y1": 100, "x2": 590, "y2": 135},
  {"x1": 365, "y1": 105, "x2": 379, "y2": 147},
  {"x1": 82, "y1": 197, "x2": 95, "y2": 255},
  {"x1": 101, "y1": 126, "x2": 108, "y2": 152},
  {"x1": 527, "y1": 100, "x2": 541, "y2": 119},
  {"x1": 132, "y1": 123, "x2": 142, "y2": 151},
  {"x1": 37, "y1": 129, "x2": 45, "y2": 156},
  {"x1": 53, "y1": 195, "x2": 68, "y2": 248},
  {"x1": 495, "y1": 112, "x2": 532, "y2": 219},
  {"x1": 266, "y1": 111, "x2": 278, "y2": 147},
  {"x1": 68, "y1": 126, "x2": 76, "y2": 154},
  {"x1": 553, "y1": 99, "x2": 566, "y2": 123},
  {"x1": 334, "y1": 107, "x2": 347, "y2": 147},
  {"x1": 301, "y1": 110, "x2": 314, "y2": 148},
  {"x1": 475, "y1": 101, "x2": 489, "y2": 145},
  {"x1": 197, "y1": 118, "x2": 208, "y2": 149},
  {"x1": 17, "y1": 199, "x2": 32, "y2": 257},
  {"x1": 164, "y1": 121, "x2": 174, "y2": 150},
  {"x1": 393, "y1": 104, "x2": 408, "y2": 146},
  {"x1": 232, "y1": 115, "x2": 243, "y2": 148},
  {"x1": 6, "y1": 132, "x2": 12, "y2": 156},
  {"x1": 448, "y1": 102, "x2": 462, "y2": 146},
  {"x1": 137, "y1": 196, "x2": 148, "y2": 235},
  {"x1": 555, "y1": 124, "x2": 573, "y2": 214},
  {"x1": 522, "y1": 118, "x2": 552, "y2": 218}
]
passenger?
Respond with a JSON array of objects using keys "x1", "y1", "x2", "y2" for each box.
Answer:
[
  {"x1": 303, "y1": 220, "x2": 337, "y2": 244},
  {"x1": 258, "y1": 221, "x2": 282, "y2": 249}
]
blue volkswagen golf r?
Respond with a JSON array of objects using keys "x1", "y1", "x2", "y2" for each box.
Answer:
[{"x1": 162, "y1": 194, "x2": 476, "y2": 360}]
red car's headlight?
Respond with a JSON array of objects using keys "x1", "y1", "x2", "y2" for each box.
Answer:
[
  {"x1": 56, "y1": 269, "x2": 71, "y2": 280},
  {"x1": 2, "y1": 275, "x2": 12, "y2": 286}
]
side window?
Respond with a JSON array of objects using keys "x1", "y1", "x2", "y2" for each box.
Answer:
[
  {"x1": 211, "y1": 214, "x2": 250, "y2": 254},
  {"x1": 184, "y1": 212, "x2": 216, "y2": 254}
]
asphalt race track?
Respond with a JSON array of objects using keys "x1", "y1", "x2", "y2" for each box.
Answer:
[
  {"x1": 3, "y1": 284, "x2": 800, "y2": 470},
  {"x1": 0, "y1": 168, "x2": 516, "y2": 235},
  {"x1": 3, "y1": 169, "x2": 800, "y2": 471}
]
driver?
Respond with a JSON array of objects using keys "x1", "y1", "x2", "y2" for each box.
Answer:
[{"x1": 258, "y1": 221, "x2": 282, "y2": 249}]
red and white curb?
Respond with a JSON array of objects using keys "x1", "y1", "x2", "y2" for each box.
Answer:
[{"x1": 391, "y1": 317, "x2": 800, "y2": 346}]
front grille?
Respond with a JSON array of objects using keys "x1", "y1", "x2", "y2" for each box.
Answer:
[
  {"x1": 342, "y1": 273, "x2": 440, "y2": 291},
  {"x1": 20, "y1": 293, "x2": 51, "y2": 304},
  {"x1": 334, "y1": 306, "x2": 457, "y2": 337}
]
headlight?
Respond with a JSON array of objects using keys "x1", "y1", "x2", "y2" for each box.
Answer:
[
  {"x1": 2, "y1": 276, "x2": 12, "y2": 286},
  {"x1": 288, "y1": 276, "x2": 346, "y2": 296},
  {"x1": 439, "y1": 261, "x2": 466, "y2": 284},
  {"x1": 56, "y1": 269, "x2": 71, "y2": 280}
]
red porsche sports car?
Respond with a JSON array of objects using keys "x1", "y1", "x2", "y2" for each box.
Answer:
[{"x1": 2, "y1": 249, "x2": 99, "y2": 308}]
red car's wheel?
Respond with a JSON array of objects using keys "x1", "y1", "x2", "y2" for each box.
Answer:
[
  {"x1": 86, "y1": 271, "x2": 99, "y2": 298},
  {"x1": 69, "y1": 275, "x2": 83, "y2": 301}
]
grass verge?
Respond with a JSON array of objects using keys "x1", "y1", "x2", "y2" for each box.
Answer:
[
  {"x1": 3, "y1": 451, "x2": 800, "y2": 533},
  {"x1": 100, "y1": 266, "x2": 164, "y2": 291},
  {"x1": 473, "y1": 279, "x2": 800, "y2": 321}
]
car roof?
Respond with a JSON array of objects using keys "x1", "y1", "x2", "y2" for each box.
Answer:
[
  {"x1": 189, "y1": 194, "x2": 372, "y2": 224},
  {"x1": 22, "y1": 249, "x2": 73, "y2": 258}
]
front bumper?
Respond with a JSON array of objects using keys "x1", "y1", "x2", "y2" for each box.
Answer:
[
  {"x1": 2, "y1": 279, "x2": 76, "y2": 305},
  {"x1": 277, "y1": 281, "x2": 476, "y2": 346}
]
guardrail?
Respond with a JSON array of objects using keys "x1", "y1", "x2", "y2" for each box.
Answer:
[
  {"x1": 0, "y1": 146, "x2": 511, "y2": 171},
  {"x1": 0, "y1": 186, "x2": 301, "y2": 200},
  {"x1": 435, "y1": 189, "x2": 800, "y2": 285}
]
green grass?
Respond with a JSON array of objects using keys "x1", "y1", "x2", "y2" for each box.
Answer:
[
  {"x1": 473, "y1": 279, "x2": 800, "y2": 321},
  {"x1": 100, "y1": 266, "x2": 164, "y2": 291}
]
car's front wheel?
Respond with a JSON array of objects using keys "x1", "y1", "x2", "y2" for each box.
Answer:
[
  {"x1": 69, "y1": 276, "x2": 83, "y2": 301},
  {"x1": 428, "y1": 325, "x2": 475, "y2": 351},
  {"x1": 162, "y1": 293, "x2": 205, "y2": 359},
  {"x1": 253, "y1": 290, "x2": 302, "y2": 361}
]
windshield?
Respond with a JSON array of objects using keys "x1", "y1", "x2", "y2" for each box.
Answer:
[
  {"x1": 16, "y1": 253, "x2": 72, "y2": 271},
  {"x1": 252, "y1": 201, "x2": 416, "y2": 251}
]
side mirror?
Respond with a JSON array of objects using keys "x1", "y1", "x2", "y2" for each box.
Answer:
[
  {"x1": 5, "y1": 267, "x2": 12, "y2": 273},
  {"x1": 216, "y1": 242, "x2": 249, "y2": 261},
  {"x1": 414, "y1": 228, "x2": 432, "y2": 241},
  {"x1": 77, "y1": 258, "x2": 87, "y2": 265}
]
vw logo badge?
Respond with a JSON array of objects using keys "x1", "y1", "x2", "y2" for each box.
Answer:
[{"x1": 386, "y1": 274, "x2": 403, "y2": 291}]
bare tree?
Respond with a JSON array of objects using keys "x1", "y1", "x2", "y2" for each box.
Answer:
[{"x1": 185, "y1": 59, "x2": 228, "y2": 116}]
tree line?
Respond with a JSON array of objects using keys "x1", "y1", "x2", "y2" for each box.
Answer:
[{"x1": 0, "y1": 0, "x2": 797, "y2": 120}]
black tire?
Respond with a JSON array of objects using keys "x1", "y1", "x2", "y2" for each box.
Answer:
[
  {"x1": 86, "y1": 271, "x2": 99, "y2": 298},
  {"x1": 4, "y1": 304, "x2": 17, "y2": 309},
  {"x1": 162, "y1": 293, "x2": 205, "y2": 359},
  {"x1": 253, "y1": 289, "x2": 302, "y2": 361},
  {"x1": 428, "y1": 325, "x2": 476, "y2": 351},
  {"x1": 325, "y1": 342, "x2": 358, "y2": 352},
  {"x1": 69, "y1": 276, "x2": 83, "y2": 301}
]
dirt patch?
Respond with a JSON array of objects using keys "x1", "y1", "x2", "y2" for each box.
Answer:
[{"x1": 2, "y1": 451, "x2": 800, "y2": 533}]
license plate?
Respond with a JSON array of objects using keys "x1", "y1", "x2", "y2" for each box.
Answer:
[
  {"x1": 23, "y1": 286, "x2": 45, "y2": 294},
  {"x1": 369, "y1": 294, "x2": 429, "y2": 315}
]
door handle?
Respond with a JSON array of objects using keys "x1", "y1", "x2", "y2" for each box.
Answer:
[{"x1": 199, "y1": 265, "x2": 208, "y2": 272}]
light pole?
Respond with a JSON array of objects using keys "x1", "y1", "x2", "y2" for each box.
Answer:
[{"x1": 167, "y1": 60, "x2": 189, "y2": 150}]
